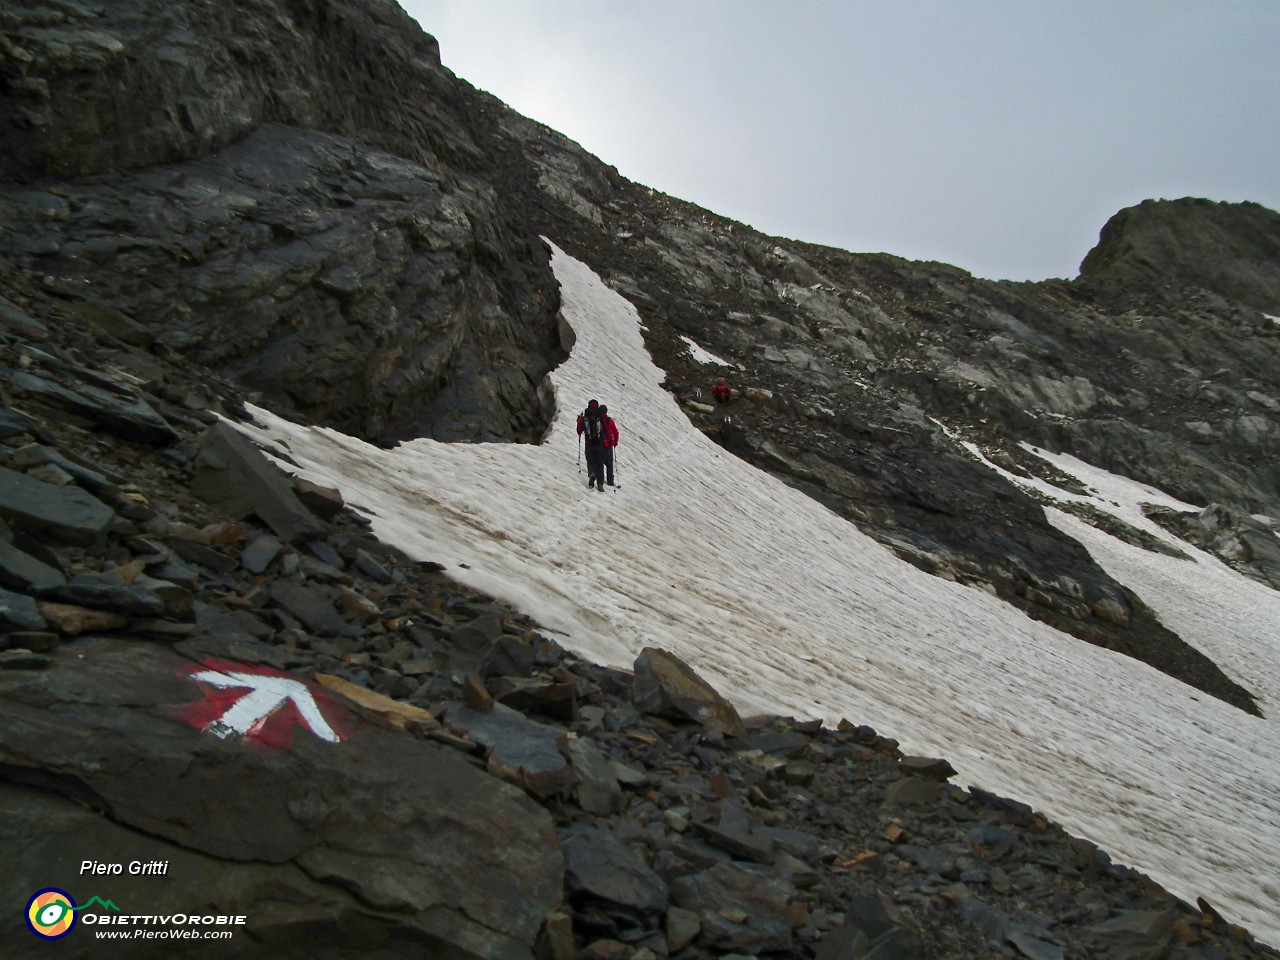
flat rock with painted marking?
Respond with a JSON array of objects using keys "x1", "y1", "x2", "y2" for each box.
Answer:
[{"x1": 0, "y1": 639, "x2": 562, "y2": 958}]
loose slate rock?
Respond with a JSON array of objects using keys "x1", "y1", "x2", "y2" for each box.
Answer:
[
  {"x1": 50, "y1": 572, "x2": 168, "y2": 617},
  {"x1": 190, "y1": 422, "x2": 325, "y2": 543},
  {"x1": 0, "y1": 466, "x2": 115, "y2": 545},
  {"x1": 670, "y1": 861, "x2": 797, "y2": 954},
  {"x1": 0, "y1": 539, "x2": 66, "y2": 591},
  {"x1": 561, "y1": 733, "x2": 621, "y2": 815},
  {"x1": 268, "y1": 579, "x2": 348, "y2": 636},
  {"x1": 444, "y1": 701, "x2": 573, "y2": 798},
  {"x1": 10, "y1": 370, "x2": 179, "y2": 446},
  {"x1": 560, "y1": 822, "x2": 670, "y2": 921},
  {"x1": 0, "y1": 587, "x2": 47, "y2": 631}
]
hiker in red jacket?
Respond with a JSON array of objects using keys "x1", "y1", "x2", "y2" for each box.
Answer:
[
  {"x1": 598, "y1": 404, "x2": 620, "y2": 488},
  {"x1": 712, "y1": 376, "x2": 732, "y2": 404}
]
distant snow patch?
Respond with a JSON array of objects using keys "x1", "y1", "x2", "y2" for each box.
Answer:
[{"x1": 680, "y1": 335, "x2": 733, "y2": 366}]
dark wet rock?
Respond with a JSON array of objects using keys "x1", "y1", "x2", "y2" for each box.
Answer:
[
  {"x1": 0, "y1": 466, "x2": 115, "y2": 545},
  {"x1": 480, "y1": 633, "x2": 538, "y2": 680},
  {"x1": 740, "y1": 728, "x2": 811, "y2": 757},
  {"x1": 816, "y1": 893, "x2": 924, "y2": 960},
  {"x1": 561, "y1": 733, "x2": 621, "y2": 815},
  {"x1": 0, "y1": 648, "x2": 52, "y2": 669},
  {"x1": 0, "y1": 538, "x2": 66, "y2": 591},
  {"x1": 167, "y1": 536, "x2": 239, "y2": 575},
  {"x1": 444, "y1": 701, "x2": 572, "y2": 799},
  {"x1": 490, "y1": 675, "x2": 578, "y2": 719},
  {"x1": 267, "y1": 579, "x2": 349, "y2": 637},
  {"x1": 753, "y1": 824, "x2": 823, "y2": 864},
  {"x1": 49, "y1": 571, "x2": 168, "y2": 617},
  {"x1": 883, "y1": 775, "x2": 946, "y2": 807},
  {"x1": 0, "y1": 407, "x2": 38, "y2": 438},
  {"x1": 0, "y1": 301, "x2": 48, "y2": 336},
  {"x1": 9, "y1": 369, "x2": 180, "y2": 446},
  {"x1": 353, "y1": 547, "x2": 393, "y2": 584},
  {"x1": 294, "y1": 478, "x2": 346, "y2": 519},
  {"x1": 899, "y1": 755, "x2": 959, "y2": 781},
  {"x1": 241, "y1": 532, "x2": 285, "y2": 574},
  {"x1": 1086, "y1": 908, "x2": 1178, "y2": 956},
  {"x1": 560, "y1": 822, "x2": 669, "y2": 922},
  {"x1": 304, "y1": 538, "x2": 345, "y2": 570},
  {"x1": 1007, "y1": 928, "x2": 1066, "y2": 960},
  {"x1": 9, "y1": 442, "x2": 117, "y2": 490},
  {"x1": 670, "y1": 860, "x2": 798, "y2": 954},
  {"x1": 0, "y1": 586, "x2": 46, "y2": 631}
]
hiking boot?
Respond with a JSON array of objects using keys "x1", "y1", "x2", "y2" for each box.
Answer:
[
  {"x1": 587, "y1": 478, "x2": 596, "y2": 489},
  {"x1": 596, "y1": 483, "x2": 605, "y2": 492}
]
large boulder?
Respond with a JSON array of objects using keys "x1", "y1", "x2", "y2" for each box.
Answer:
[{"x1": 631, "y1": 647, "x2": 745, "y2": 738}]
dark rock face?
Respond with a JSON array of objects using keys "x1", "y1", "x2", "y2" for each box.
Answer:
[
  {"x1": 2, "y1": 0, "x2": 447, "y2": 181},
  {"x1": 1, "y1": 0, "x2": 562, "y2": 446}
]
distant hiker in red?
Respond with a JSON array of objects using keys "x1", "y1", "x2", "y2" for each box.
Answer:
[{"x1": 712, "y1": 376, "x2": 732, "y2": 404}]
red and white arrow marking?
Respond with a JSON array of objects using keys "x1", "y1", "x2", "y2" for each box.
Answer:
[{"x1": 191, "y1": 669, "x2": 342, "y2": 743}]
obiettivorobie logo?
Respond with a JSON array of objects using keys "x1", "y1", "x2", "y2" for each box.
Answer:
[
  {"x1": 26, "y1": 889, "x2": 120, "y2": 940},
  {"x1": 26, "y1": 888, "x2": 246, "y2": 941}
]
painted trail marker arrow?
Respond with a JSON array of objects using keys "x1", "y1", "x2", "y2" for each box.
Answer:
[{"x1": 191, "y1": 669, "x2": 343, "y2": 743}]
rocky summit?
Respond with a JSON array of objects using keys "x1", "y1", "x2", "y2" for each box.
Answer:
[{"x1": 1, "y1": 1, "x2": 1279, "y2": 958}]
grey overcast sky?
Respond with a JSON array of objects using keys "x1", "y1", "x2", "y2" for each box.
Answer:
[{"x1": 398, "y1": 2, "x2": 1280, "y2": 282}]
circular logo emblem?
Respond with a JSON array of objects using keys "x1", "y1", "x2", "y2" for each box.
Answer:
[{"x1": 26, "y1": 888, "x2": 77, "y2": 940}]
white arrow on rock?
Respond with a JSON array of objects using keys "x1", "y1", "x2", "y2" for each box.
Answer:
[{"x1": 192, "y1": 670, "x2": 342, "y2": 743}]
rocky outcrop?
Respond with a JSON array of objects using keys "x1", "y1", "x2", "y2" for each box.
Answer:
[
  {"x1": 1, "y1": 0, "x2": 562, "y2": 446},
  {"x1": 1080, "y1": 198, "x2": 1280, "y2": 312}
]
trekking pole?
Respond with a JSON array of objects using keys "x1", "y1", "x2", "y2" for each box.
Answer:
[{"x1": 577, "y1": 433, "x2": 582, "y2": 472}]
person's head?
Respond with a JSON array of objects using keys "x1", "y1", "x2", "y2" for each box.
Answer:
[
  {"x1": 599, "y1": 405, "x2": 608, "y2": 416},
  {"x1": 716, "y1": 376, "x2": 726, "y2": 385},
  {"x1": 588, "y1": 399, "x2": 598, "y2": 410}
]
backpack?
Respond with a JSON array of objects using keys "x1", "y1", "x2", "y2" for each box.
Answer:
[{"x1": 582, "y1": 410, "x2": 603, "y2": 443}]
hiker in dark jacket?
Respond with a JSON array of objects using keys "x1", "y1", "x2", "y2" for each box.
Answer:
[{"x1": 577, "y1": 399, "x2": 606, "y2": 490}]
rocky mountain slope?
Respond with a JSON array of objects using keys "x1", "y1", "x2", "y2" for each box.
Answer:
[{"x1": 1, "y1": 0, "x2": 1279, "y2": 957}]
